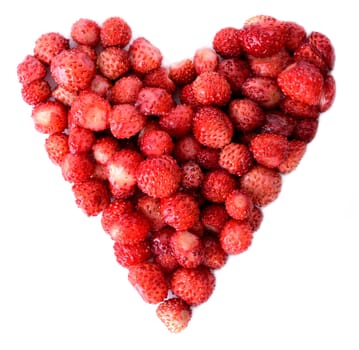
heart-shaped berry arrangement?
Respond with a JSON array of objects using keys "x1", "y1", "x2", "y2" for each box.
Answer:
[{"x1": 17, "y1": 15, "x2": 336, "y2": 333}]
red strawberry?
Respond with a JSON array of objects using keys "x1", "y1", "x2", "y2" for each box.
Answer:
[
  {"x1": 213, "y1": 27, "x2": 242, "y2": 58},
  {"x1": 100, "y1": 17, "x2": 132, "y2": 48},
  {"x1": 250, "y1": 133, "x2": 289, "y2": 168},
  {"x1": 136, "y1": 195, "x2": 166, "y2": 231},
  {"x1": 143, "y1": 67, "x2": 176, "y2": 93},
  {"x1": 136, "y1": 155, "x2": 182, "y2": 198},
  {"x1": 169, "y1": 59, "x2": 197, "y2": 86},
  {"x1": 21, "y1": 79, "x2": 51, "y2": 105},
  {"x1": 71, "y1": 45, "x2": 98, "y2": 63},
  {"x1": 31, "y1": 101, "x2": 67, "y2": 134},
  {"x1": 92, "y1": 136, "x2": 120, "y2": 165},
  {"x1": 201, "y1": 169, "x2": 236, "y2": 203},
  {"x1": 241, "y1": 76, "x2": 282, "y2": 109},
  {"x1": 51, "y1": 49, "x2": 96, "y2": 92},
  {"x1": 52, "y1": 86, "x2": 78, "y2": 106},
  {"x1": 202, "y1": 235, "x2": 228, "y2": 269},
  {"x1": 106, "y1": 149, "x2": 143, "y2": 198},
  {"x1": 277, "y1": 140, "x2": 307, "y2": 174},
  {"x1": 193, "y1": 47, "x2": 219, "y2": 74},
  {"x1": 113, "y1": 240, "x2": 152, "y2": 268},
  {"x1": 101, "y1": 199, "x2": 133, "y2": 235},
  {"x1": 61, "y1": 153, "x2": 95, "y2": 183},
  {"x1": 129, "y1": 37, "x2": 163, "y2": 74},
  {"x1": 277, "y1": 61, "x2": 324, "y2": 106},
  {"x1": 71, "y1": 18, "x2": 100, "y2": 47},
  {"x1": 97, "y1": 47, "x2": 130, "y2": 80},
  {"x1": 178, "y1": 83, "x2": 201, "y2": 108},
  {"x1": 308, "y1": 31, "x2": 335, "y2": 70},
  {"x1": 201, "y1": 203, "x2": 229, "y2": 234},
  {"x1": 181, "y1": 161, "x2": 204, "y2": 190},
  {"x1": 283, "y1": 21, "x2": 306, "y2": 52},
  {"x1": 260, "y1": 112, "x2": 296, "y2": 137},
  {"x1": 170, "y1": 266, "x2": 216, "y2": 306},
  {"x1": 160, "y1": 193, "x2": 200, "y2": 231},
  {"x1": 72, "y1": 179, "x2": 110, "y2": 216},
  {"x1": 225, "y1": 189, "x2": 254, "y2": 221},
  {"x1": 109, "y1": 104, "x2": 145, "y2": 139},
  {"x1": 34, "y1": 32, "x2": 69, "y2": 64},
  {"x1": 109, "y1": 75, "x2": 143, "y2": 105},
  {"x1": 248, "y1": 206, "x2": 263, "y2": 232},
  {"x1": 217, "y1": 58, "x2": 251, "y2": 95},
  {"x1": 228, "y1": 98, "x2": 265, "y2": 132},
  {"x1": 139, "y1": 129, "x2": 174, "y2": 157},
  {"x1": 68, "y1": 126, "x2": 95, "y2": 154},
  {"x1": 17, "y1": 55, "x2": 47, "y2": 85},
  {"x1": 319, "y1": 75, "x2": 336, "y2": 112},
  {"x1": 193, "y1": 107, "x2": 233, "y2": 148},
  {"x1": 218, "y1": 143, "x2": 253, "y2": 176},
  {"x1": 44, "y1": 132, "x2": 70, "y2": 166},
  {"x1": 192, "y1": 71, "x2": 231, "y2": 106},
  {"x1": 128, "y1": 262, "x2": 168, "y2": 304},
  {"x1": 173, "y1": 135, "x2": 201, "y2": 164},
  {"x1": 293, "y1": 43, "x2": 328, "y2": 73},
  {"x1": 292, "y1": 118, "x2": 319, "y2": 143},
  {"x1": 156, "y1": 298, "x2": 192, "y2": 333},
  {"x1": 159, "y1": 104, "x2": 194, "y2": 138},
  {"x1": 240, "y1": 165, "x2": 282, "y2": 206},
  {"x1": 219, "y1": 219, "x2": 253, "y2": 255},
  {"x1": 196, "y1": 147, "x2": 220, "y2": 170},
  {"x1": 280, "y1": 97, "x2": 320, "y2": 119},
  {"x1": 69, "y1": 91, "x2": 111, "y2": 131},
  {"x1": 135, "y1": 87, "x2": 174, "y2": 116},
  {"x1": 88, "y1": 74, "x2": 111, "y2": 97}
]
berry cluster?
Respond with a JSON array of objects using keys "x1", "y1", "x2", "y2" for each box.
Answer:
[{"x1": 17, "y1": 15, "x2": 335, "y2": 333}]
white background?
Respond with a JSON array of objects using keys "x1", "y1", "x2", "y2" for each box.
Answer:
[{"x1": 1, "y1": 0, "x2": 358, "y2": 349}]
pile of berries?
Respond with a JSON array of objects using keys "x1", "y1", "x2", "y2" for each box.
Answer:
[{"x1": 17, "y1": 15, "x2": 335, "y2": 333}]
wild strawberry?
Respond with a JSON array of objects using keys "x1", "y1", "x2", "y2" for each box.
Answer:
[
  {"x1": 159, "y1": 104, "x2": 194, "y2": 138},
  {"x1": 213, "y1": 27, "x2": 242, "y2": 58},
  {"x1": 51, "y1": 49, "x2": 96, "y2": 92},
  {"x1": 92, "y1": 136, "x2": 120, "y2": 165},
  {"x1": 160, "y1": 193, "x2": 200, "y2": 231},
  {"x1": 308, "y1": 31, "x2": 335, "y2": 70},
  {"x1": 72, "y1": 179, "x2": 110, "y2": 216},
  {"x1": 201, "y1": 169, "x2": 237, "y2": 203},
  {"x1": 277, "y1": 61, "x2": 324, "y2": 106},
  {"x1": 201, "y1": 203, "x2": 229, "y2": 234},
  {"x1": 293, "y1": 43, "x2": 328, "y2": 73},
  {"x1": 219, "y1": 219, "x2": 253, "y2": 255},
  {"x1": 97, "y1": 47, "x2": 130, "y2": 80},
  {"x1": 196, "y1": 147, "x2": 220, "y2": 170},
  {"x1": 193, "y1": 47, "x2": 219, "y2": 74},
  {"x1": 250, "y1": 133, "x2": 289, "y2": 168},
  {"x1": 170, "y1": 266, "x2": 215, "y2": 306},
  {"x1": 169, "y1": 59, "x2": 197, "y2": 86},
  {"x1": 128, "y1": 262, "x2": 168, "y2": 304},
  {"x1": 136, "y1": 195, "x2": 166, "y2": 231},
  {"x1": 202, "y1": 235, "x2": 228, "y2": 269},
  {"x1": 319, "y1": 75, "x2": 336, "y2": 112},
  {"x1": 240, "y1": 20, "x2": 286, "y2": 57},
  {"x1": 241, "y1": 76, "x2": 282, "y2": 109},
  {"x1": 218, "y1": 143, "x2": 253, "y2": 176},
  {"x1": 45, "y1": 132, "x2": 69, "y2": 166},
  {"x1": 280, "y1": 97, "x2": 320, "y2": 119},
  {"x1": 52, "y1": 86, "x2": 78, "y2": 106},
  {"x1": 136, "y1": 155, "x2": 181, "y2": 198},
  {"x1": 88, "y1": 74, "x2": 111, "y2": 97},
  {"x1": 100, "y1": 17, "x2": 132, "y2": 48},
  {"x1": 248, "y1": 206, "x2": 263, "y2": 232},
  {"x1": 106, "y1": 149, "x2": 143, "y2": 198},
  {"x1": 292, "y1": 118, "x2": 319, "y2": 143},
  {"x1": 31, "y1": 101, "x2": 67, "y2": 134},
  {"x1": 193, "y1": 107, "x2": 233, "y2": 148},
  {"x1": 139, "y1": 129, "x2": 173, "y2": 157},
  {"x1": 109, "y1": 104, "x2": 145, "y2": 139},
  {"x1": 173, "y1": 134, "x2": 201, "y2": 163},
  {"x1": 143, "y1": 67, "x2": 176, "y2": 93},
  {"x1": 135, "y1": 87, "x2": 174, "y2": 116},
  {"x1": 260, "y1": 112, "x2": 295, "y2": 137},
  {"x1": 181, "y1": 161, "x2": 204, "y2": 190},
  {"x1": 244, "y1": 15, "x2": 277, "y2": 26},
  {"x1": 192, "y1": 71, "x2": 231, "y2": 106},
  {"x1": 61, "y1": 153, "x2": 95, "y2": 183},
  {"x1": 137, "y1": 120, "x2": 162, "y2": 145},
  {"x1": 69, "y1": 91, "x2": 111, "y2": 131},
  {"x1": 283, "y1": 21, "x2": 306, "y2": 52},
  {"x1": 228, "y1": 98, "x2": 265, "y2": 132},
  {"x1": 21, "y1": 79, "x2": 51, "y2": 105},
  {"x1": 225, "y1": 189, "x2": 254, "y2": 221},
  {"x1": 240, "y1": 165, "x2": 282, "y2": 206},
  {"x1": 277, "y1": 140, "x2": 307, "y2": 174},
  {"x1": 71, "y1": 45, "x2": 98, "y2": 63},
  {"x1": 129, "y1": 37, "x2": 163, "y2": 74},
  {"x1": 17, "y1": 55, "x2": 47, "y2": 85},
  {"x1": 113, "y1": 240, "x2": 152, "y2": 268},
  {"x1": 68, "y1": 126, "x2": 95, "y2": 154},
  {"x1": 34, "y1": 32, "x2": 69, "y2": 64},
  {"x1": 217, "y1": 58, "x2": 251, "y2": 95},
  {"x1": 156, "y1": 298, "x2": 192, "y2": 333},
  {"x1": 101, "y1": 199, "x2": 133, "y2": 235},
  {"x1": 178, "y1": 83, "x2": 201, "y2": 108},
  {"x1": 93, "y1": 163, "x2": 108, "y2": 181},
  {"x1": 109, "y1": 75, "x2": 143, "y2": 105},
  {"x1": 71, "y1": 18, "x2": 100, "y2": 47}
]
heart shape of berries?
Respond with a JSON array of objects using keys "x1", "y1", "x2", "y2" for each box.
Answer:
[{"x1": 17, "y1": 15, "x2": 336, "y2": 333}]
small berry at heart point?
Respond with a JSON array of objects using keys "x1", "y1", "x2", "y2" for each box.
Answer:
[{"x1": 18, "y1": 14, "x2": 336, "y2": 333}]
